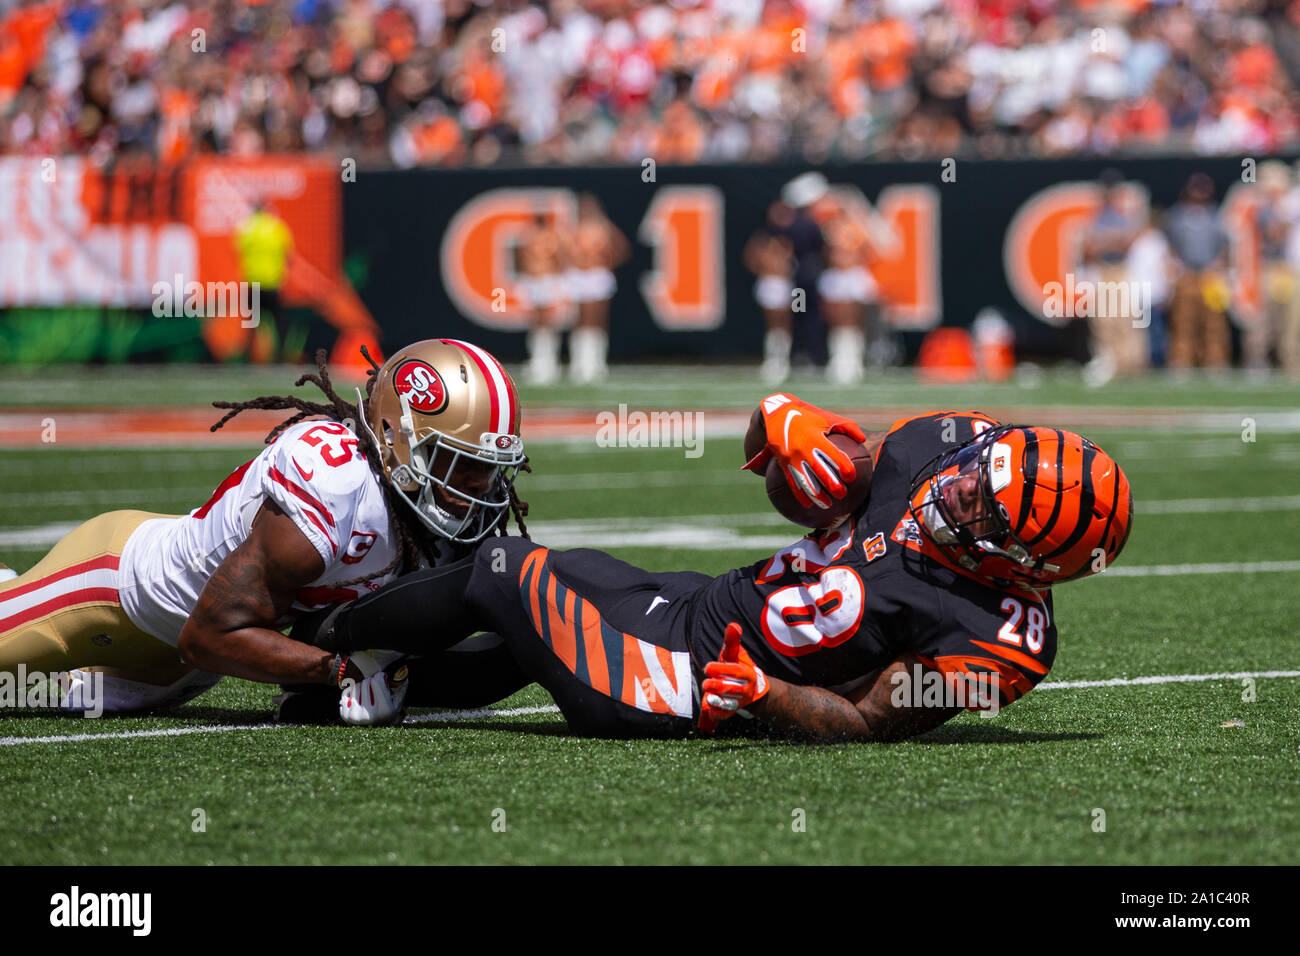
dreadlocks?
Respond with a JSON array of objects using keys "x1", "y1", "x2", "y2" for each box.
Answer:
[{"x1": 210, "y1": 347, "x2": 531, "y2": 586}]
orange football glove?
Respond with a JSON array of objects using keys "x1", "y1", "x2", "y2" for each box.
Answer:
[
  {"x1": 742, "y1": 393, "x2": 867, "y2": 510},
  {"x1": 698, "y1": 622, "x2": 770, "y2": 733}
]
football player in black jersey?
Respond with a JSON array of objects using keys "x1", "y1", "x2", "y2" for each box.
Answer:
[{"x1": 294, "y1": 395, "x2": 1133, "y2": 741}]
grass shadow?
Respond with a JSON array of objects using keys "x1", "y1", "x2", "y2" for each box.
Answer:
[{"x1": 913, "y1": 724, "x2": 1102, "y2": 745}]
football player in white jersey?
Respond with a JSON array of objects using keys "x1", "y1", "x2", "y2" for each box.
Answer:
[{"x1": 0, "y1": 339, "x2": 528, "y2": 725}]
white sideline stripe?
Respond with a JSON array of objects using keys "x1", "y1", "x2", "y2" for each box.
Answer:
[
  {"x1": 0, "y1": 722, "x2": 280, "y2": 746},
  {"x1": 8, "y1": 517, "x2": 1300, "y2": 569},
  {"x1": 1139, "y1": 494, "x2": 1300, "y2": 513},
  {"x1": 2, "y1": 672, "x2": 1297, "y2": 747},
  {"x1": 525, "y1": 490, "x2": 1300, "y2": 512},
  {"x1": 0, "y1": 705, "x2": 562, "y2": 747},
  {"x1": 0, "y1": 474, "x2": 754, "y2": 505},
  {"x1": 523, "y1": 471, "x2": 749, "y2": 491},
  {"x1": 7, "y1": 491, "x2": 1300, "y2": 551},
  {"x1": 539, "y1": 528, "x2": 800, "y2": 550},
  {"x1": 0, "y1": 453, "x2": 244, "y2": 477},
  {"x1": 1038, "y1": 670, "x2": 1300, "y2": 690},
  {"x1": 0, "y1": 487, "x2": 212, "y2": 508},
  {"x1": 0, "y1": 522, "x2": 80, "y2": 548},
  {"x1": 1098, "y1": 560, "x2": 1300, "y2": 577}
]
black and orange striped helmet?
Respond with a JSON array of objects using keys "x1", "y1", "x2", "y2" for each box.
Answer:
[{"x1": 908, "y1": 425, "x2": 1133, "y2": 588}]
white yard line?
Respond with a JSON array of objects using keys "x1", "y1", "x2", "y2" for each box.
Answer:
[
  {"x1": 6, "y1": 491, "x2": 1300, "y2": 551},
  {"x1": 1137, "y1": 495, "x2": 1300, "y2": 513},
  {"x1": 0, "y1": 723, "x2": 281, "y2": 746},
  {"x1": 0, "y1": 472, "x2": 754, "y2": 507},
  {"x1": 0, "y1": 705, "x2": 563, "y2": 747},
  {"x1": 22, "y1": 526, "x2": 1300, "y2": 560},
  {"x1": 0, "y1": 454, "x2": 243, "y2": 477},
  {"x1": 522, "y1": 471, "x2": 748, "y2": 491},
  {"x1": 0, "y1": 522, "x2": 81, "y2": 548},
  {"x1": 1037, "y1": 670, "x2": 1300, "y2": 690},
  {"x1": 0, "y1": 673, "x2": 1296, "y2": 747},
  {"x1": 1096, "y1": 560, "x2": 1300, "y2": 577},
  {"x1": 534, "y1": 528, "x2": 800, "y2": 550},
  {"x1": 0, "y1": 488, "x2": 212, "y2": 509}
]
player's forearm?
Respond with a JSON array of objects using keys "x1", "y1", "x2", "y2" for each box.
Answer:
[
  {"x1": 179, "y1": 622, "x2": 335, "y2": 684},
  {"x1": 747, "y1": 677, "x2": 877, "y2": 741},
  {"x1": 748, "y1": 664, "x2": 960, "y2": 742}
]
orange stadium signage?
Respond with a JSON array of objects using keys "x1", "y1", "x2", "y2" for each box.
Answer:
[
  {"x1": 0, "y1": 155, "x2": 375, "y2": 362},
  {"x1": 439, "y1": 182, "x2": 947, "y2": 331},
  {"x1": 441, "y1": 185, "x2": 727, "y2": 331},
  {"x1": 440, "y1": 188, "x2": 579, "y2": 329},
  {"x1": 4, "y1": 162, "x2": 1278, "y2": 348},
  {"x1": 828, "y1": 183, "x2": 941, "y2": 329},
  {"x1": 1002, "y1": 181, "x2": 1150, "y2": 326},
  {"x1": 637, "y1": 186, "x2": 725, "y2": 330}
]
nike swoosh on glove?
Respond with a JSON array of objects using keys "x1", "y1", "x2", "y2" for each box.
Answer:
[{"x1": 742, "y1": 393, "x2": 867, "y2": 510}]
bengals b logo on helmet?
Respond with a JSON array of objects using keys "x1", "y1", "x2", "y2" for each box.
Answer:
[{"x1": 393, "y1": 359, "x2": 448, "y2": 415}]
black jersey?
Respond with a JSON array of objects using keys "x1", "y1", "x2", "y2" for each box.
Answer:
[{"x1": 691, "y1": 411, "x2": 1058, "y2": 709}]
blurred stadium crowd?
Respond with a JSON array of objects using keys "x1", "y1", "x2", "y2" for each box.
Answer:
[{"x1": 2, "y1": 0, "x2": 1299, "y2": 167}]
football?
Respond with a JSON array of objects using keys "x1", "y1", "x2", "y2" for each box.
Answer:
[{"x1": 745, "y1": 407, "x2": 874, "y2": 529}]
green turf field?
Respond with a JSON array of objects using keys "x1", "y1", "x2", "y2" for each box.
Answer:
[{"x1": 1, "y1": 366, "x2": 1298, "y2": 864}]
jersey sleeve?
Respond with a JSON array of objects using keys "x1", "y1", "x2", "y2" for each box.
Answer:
[
  {"x1": 259, "y1": 421, "x2": 370, "y2": 568},
  {"x1": 879, "y1": 410, "x2": 1002, "y2": 463},
  {"x1": 913, "y1": 589, "x2": 1057, "y2": 712}
]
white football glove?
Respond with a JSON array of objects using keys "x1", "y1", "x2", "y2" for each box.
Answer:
[{"x1": 338, "y1": 651, "x2": 409, "y2": 726}]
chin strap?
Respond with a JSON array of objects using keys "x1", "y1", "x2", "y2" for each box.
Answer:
[
  {"x1": 354, "y1": 386, "x2": 388, "y2": 456},
  {"x1": 397, "y1": 391, "x2": 417, "y2": 444}
]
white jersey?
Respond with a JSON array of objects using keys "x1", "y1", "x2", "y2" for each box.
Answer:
[{"x1": 119, "y1": 420, "x2": 402, "y2": 645}]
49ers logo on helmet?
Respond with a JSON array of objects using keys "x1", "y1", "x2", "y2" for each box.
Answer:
[{"x1": 394, "y1": 359, "x2": 448, "y2": 414}]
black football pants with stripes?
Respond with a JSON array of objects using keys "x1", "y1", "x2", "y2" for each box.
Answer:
[{"x1": 302, "y1": 537, "x2": 710, "y2": 738}]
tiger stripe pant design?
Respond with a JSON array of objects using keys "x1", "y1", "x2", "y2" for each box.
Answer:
[
  {"x1": 518, "y1": 548, "x2": 695, "y2": 718},
  {"x1": 465, "y1": 538, "x2": 710, "y2": 737}
]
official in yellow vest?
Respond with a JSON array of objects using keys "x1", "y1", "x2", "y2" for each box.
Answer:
[{"x1": 234, "y1": 203, "x2": 295, "y2": 361}]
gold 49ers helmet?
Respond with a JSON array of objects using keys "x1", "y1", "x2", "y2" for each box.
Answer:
[
  {"x1": 908, "y1": 424, "x2": 1133, "y2": 588},
  {"x1": 358, "y1": 339, "x2": 525, "y2": 543}
]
